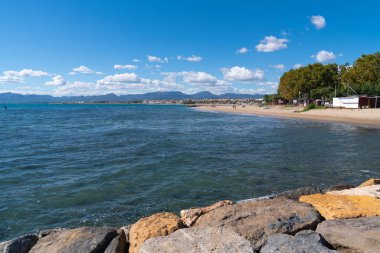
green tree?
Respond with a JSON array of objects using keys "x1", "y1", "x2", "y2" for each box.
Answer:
[
  {"x1": 278, "y1": 63, "x2": 340, "y2": 100},
  {"x1": 342, "y1": 52, "x2": 380, "y2": 95}
]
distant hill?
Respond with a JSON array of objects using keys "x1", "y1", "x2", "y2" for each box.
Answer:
[{"x1": 0, "y1": 91, "x2": 263, "y2": 103}]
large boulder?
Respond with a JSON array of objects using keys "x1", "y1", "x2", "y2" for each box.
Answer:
[
  {"x1": 0, "y1": 234, "x2": 39, "y2": 253},
  {"x1": 327, "y1": 184, "x2": 380, "y2": 198},
  {"x1": 180, "y1": 200, "x2": 232, "y2": 227},
  {"x1": 299, "y1": 193, "x2": 380, "y2": 219},
  {"x1": 317, "y1": 217, "x2": 380, "y2": 253},
  {"x1": 261, "y1": 230, "x2": 337, "y2": 253},
  {"x1": 359, "y1": 178, "x2": 380, "y2": 188},
  {"x1": 139, "y1": 227, "x2": 253, "y2": 253},
  {"x1": 194, "y1": 197, "x2": 322, "y2": 251},
  {"x1": 29, "y1": 227, "x2": 118, "y2": 253},
  {"x1": 129, "y1": 212, "x2": 185, "y2": 253}
]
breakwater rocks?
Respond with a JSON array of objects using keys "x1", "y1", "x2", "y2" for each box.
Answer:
[{"x1": 1, "y1": 178, "x2": 380, "y2": 253}]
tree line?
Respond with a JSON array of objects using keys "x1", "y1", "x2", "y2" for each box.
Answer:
[{"x1": 276, "y1": 52, "x2": 380, "y2": 101}]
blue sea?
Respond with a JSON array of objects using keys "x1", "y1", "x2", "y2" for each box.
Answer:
[{"x1": 1, "y1": 104, "x2": 380, "y2": 241}]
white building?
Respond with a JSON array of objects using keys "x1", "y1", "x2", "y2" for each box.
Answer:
[{"x1": 333, "y1": 96, "x2": 362, "y2": 109}]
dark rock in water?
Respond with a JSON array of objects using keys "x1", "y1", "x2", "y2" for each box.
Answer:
[
  {"x1": 194, "y1": 197, "x2": 322, "y2": 251},
  {"x1": 0, "y1": 234, "x2": 39, "y2": 253},
  {"x1": 105, "y1": 230, "x2": 127, "y2": 253},
  {"x1": 276, "y1": 186, "x2": 323, "y2": 200},
  {"x1": 38, "y1": 228, "x2": 67, "y2": 238},
  {"x1": 261, "y1": 230, "x2": 337, "y2": 253},
  {"x1": 139, "y1": 227, "x2": 253, "y2": 253},
  {"x1": 321, "y1": 184, "x2": 355, "y2": 193},
  {"x1": 29, "y1": 227, "x2": 118, "y2": 253},
  {"x1": 316, "y1": 217, "x2": 380, "y2": 253}
]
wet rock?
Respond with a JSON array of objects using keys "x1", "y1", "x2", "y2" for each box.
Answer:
[
  {"x1": 180, "y1": 200, "x2": 232, "y2": 227},
  {"x1": 29, "y1": 227, "x2": 118, "y2": 253},
  {"x1": 139, "y1": 227, "x2": 253, "y2": 253},
  {"x1": 0, "y1": 234, "x2": 39, "y2": 253},
  {"x1": 299, "y1": 193, "x2": 380, "y2": 219},
  {"x1": 129, "y1": 212, "x2": 185, "y2": 253},
  {"x1": 105, "y1": 230, "x2": 126, "y2": 253},
  {"x1": 317, "y1": 217, "x2": 380, "y2": 253},
  {"x1": 194, "y1": 197, "x2": 322, "y2": 251},
  {"x1": 276, "y1": 186, "x2": 323, "y2": 200},
  {"x1": 261, "y1": 230, "x2": 337, "y2": 253},
  {"x1": 327, "y1": 184, "x2": 380, "y2": 198},
  {"x1": 359, "y1": 178, "x2": 380, "y2": 187}
]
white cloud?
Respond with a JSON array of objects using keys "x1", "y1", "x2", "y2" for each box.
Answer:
[
  {"x1": 3, "y1": 69, "x2": 49, "y2": 77},
  {"x1": 293, "y1": 64, "x2": 303, "y2": 69},
  {"x1": 114, "y1": 64, "x2": 138, "y2": 70},
  {"x1": 281, "y1": 31, "x2": 291, "y2": 36},
  {"x1": 0, "y1": 75, "x2": 24, "y2": 84},
  {"x1": 147, "y1": 55, "x2": 168, "y2": 63},
  {"x1": 144, "y1": 64, "x2": 162, "y2": 69},
  {"x1": 310, "y1": 15, "x2": 326, "y2": 29},
  {"x1": 132, "y1": 59, "x2": 140, "y2": 63},
  {"x1": 236, "y1": 47, "x2": 249, "y2": 54},
  {"x1": 182, "y1": 72, "x2": 218, "y2": 84},
  {"x1": 45, "y1": 75, "x2": 67, "y2": 86},
  {"x1": 221, "y1": 66, "x2": 264, "y2": 82},
  {"x1": 314, "y1": 50, "x2": 336, "y2": 63},
  {"x1": 161, "y1": 71, "x2": 232, "y2": 94},
  {"x1": 70, "y1": 65, "x2": 103, "y2": 75},
  {"x1": 271, "y1": 64, "x2": 285, "y2": 71},
  {"x1": 256, "y1": 36, "x2": 288, "y2": 52},
  {"x1": 97, "y1": 73, "x2": 142, "y2": 85},
  {"x1": 0, "y1": 68, "x2": 49, "y2": 84},
  {"x1": 177, "y1": 55, "x2": 203, "y2": 62}
]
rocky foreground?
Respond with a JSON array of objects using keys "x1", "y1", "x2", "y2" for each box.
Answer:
[{"x1": 1, "y1": 178, "x2": 380, "y2": 253}]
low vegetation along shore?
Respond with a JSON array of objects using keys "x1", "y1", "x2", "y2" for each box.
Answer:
[
  {"x1": 1, "y1": 178, "x2": 379, "y2": 253},
  {"x1": 197, "y1": 104, "x2": 380, "y2": 127}
]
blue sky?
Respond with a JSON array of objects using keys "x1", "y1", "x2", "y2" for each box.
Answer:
[{"x1": 0, "y1": 0, "x2": 379, "y2": 96}]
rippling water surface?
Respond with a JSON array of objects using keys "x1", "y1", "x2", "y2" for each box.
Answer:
[{"x1": 1, "y1": 104, "x2": 379, "y2": 240}]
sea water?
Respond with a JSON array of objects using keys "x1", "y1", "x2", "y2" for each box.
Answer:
[{"x1": 1, "y1": 104, "x2": 379, "y2": 240}]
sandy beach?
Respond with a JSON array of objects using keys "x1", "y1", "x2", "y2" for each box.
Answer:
[{"x1": 196, "y1": 104, "x2": 380, "y2": 127}]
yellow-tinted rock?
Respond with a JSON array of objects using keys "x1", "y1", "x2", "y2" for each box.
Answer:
[
  {"x1": 359, "y1": 178, "x2": 380, "y2": 188},
  {"x1": 129, "y1": 212, "x2": 184, "y2": 253},
  {"x1": 299, "y1": 194, "x2": 380, "y2": 220}
]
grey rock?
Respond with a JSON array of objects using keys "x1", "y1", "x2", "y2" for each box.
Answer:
[
  {"x1": 29, "y1": 227, "x2": 118, "y2": 253},
  {"x1": 38, "y1": 228, "x2": 67, "y2": 238},
  {"x1": 237, "y1": 194, "x2": 276, "y2": 204},
  {"x1": 316, "y1": 217, "x2": 380, "y2": 253},
  {"x1": 105, "y1": 230, "x2": 126, "y2": 253},
  {"x1": 276, "y1": 186, "x2": 322, "y2": 200},
  {"x1": 0, "y1": 234, "x2": 39, "y2": 253},
  {"x1": 321, "y1": 184, "x2": 355, "y2": 193},
  {"x1": 261, "y1": 230, "x2": 337, "y2": 253},
  {"x1": 139, "y1": 227, "x2": 253, "y2": 253},
  {"x1": 194, "y1": 197, "x2": 322, "y2": 251}
]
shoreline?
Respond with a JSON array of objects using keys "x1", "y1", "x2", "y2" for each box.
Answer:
[
  {"x1": 195, "y1": 104, "x2": 380, "y2": 128},
  {"x1": 2, "y1": 178, "x2": 379, "y2": 252}
]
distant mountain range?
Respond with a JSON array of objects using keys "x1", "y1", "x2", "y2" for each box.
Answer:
[{"x1": 0, "y1": 91, "x2": 263, "y2": 103}]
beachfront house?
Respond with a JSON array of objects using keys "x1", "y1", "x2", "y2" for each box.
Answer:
[{"x1": 332, "y1": 96, "x2": 380, "y2": 109}]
